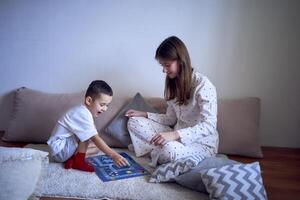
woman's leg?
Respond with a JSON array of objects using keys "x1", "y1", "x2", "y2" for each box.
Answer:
[
  {"x1": 128, "y1": 116, "x2": 216, "y2": 166},
  {"x1": 127, "y1": 116, "x2": 172, "y2": 157},
  {"x1": 158, "y1": 141, "x2": 216, "y2": 164}
]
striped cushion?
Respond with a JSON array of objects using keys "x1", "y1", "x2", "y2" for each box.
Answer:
[
  {"x1": 200, "y1": 162, "x2": 267, "y2": 200},
  {"x1": 149, "y1": 155, "x2": 206, "y2": 183}
]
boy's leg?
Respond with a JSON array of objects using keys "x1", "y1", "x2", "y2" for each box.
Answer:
[
  {"x1": 53, "y1": 136, "x2": 77, "y2": 164},
  {"x1": 77, "y1": 140, "x2": 89, "y2": 153},
  {"x1": 64, "y1": 137, "x2": 94, "y2": 172}
]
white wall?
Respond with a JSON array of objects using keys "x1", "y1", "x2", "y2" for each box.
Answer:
[{"x1": 0, "y1": 0, "x2": 299, "y2": 148}]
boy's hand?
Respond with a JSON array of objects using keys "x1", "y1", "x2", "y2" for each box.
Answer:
[
  {"x1": 125, "y1": 109, "x2": 147, "y2": 118},
  {"x1": 91, "y1": 135, "x2": 130, "y2": 167},
  {"x1": 111, "y1": 153, "x2": 130, "y2": 167}
]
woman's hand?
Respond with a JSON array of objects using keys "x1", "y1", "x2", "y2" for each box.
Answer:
[
  {"x1": 111, "y1": 152, "x2": 130, "y2": 167},
  {"x1": 125, "y1": 109, "x2": 147, "y2": 118},
  {"x1": 150, "y1": 131, "x2": 180, "y2": 146}
]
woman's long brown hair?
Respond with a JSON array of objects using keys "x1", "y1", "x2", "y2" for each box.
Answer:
[{"x1": 155, "y1": 36, "x2": 193, "y2": 106}]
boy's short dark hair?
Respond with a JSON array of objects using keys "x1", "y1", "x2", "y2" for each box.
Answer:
[{"x1": 85, "y1": 80, "x2": 113, "y2": 99}]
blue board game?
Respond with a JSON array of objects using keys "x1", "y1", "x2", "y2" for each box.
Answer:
[{"x1": 87, "y1": 152, "x2": 149, "y2": 182}]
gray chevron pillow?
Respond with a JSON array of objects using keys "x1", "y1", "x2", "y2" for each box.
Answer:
[
  {"x1": 149, "y1": 155, "x2": 206, "y2": 183},
  {"x1": 200, "y1": 162, "x2": 267, "y2": 200}
]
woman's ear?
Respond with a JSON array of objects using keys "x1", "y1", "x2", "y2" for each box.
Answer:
[{"x1": 85, "y1": 96, "x2": 93, "y2": 106}]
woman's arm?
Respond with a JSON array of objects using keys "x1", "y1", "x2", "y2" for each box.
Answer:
[
  {"x1": 147, "y1": 102, "x2": 177, "y2": 126},
  {"x1": 150, "y1": 130, "x2": 180, "y2": 145},
  {"x1": 126, "y1": 101, "x2": 177, "y2": 126}
]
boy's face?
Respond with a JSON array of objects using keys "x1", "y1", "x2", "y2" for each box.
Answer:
[{"x1": 85, "y1": 94, "x2": 112, "y2": 117}]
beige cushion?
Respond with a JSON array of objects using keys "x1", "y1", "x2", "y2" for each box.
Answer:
[
  {"x1": 3, "y1": 87, "x2": 262, "y2": 157},
  {"x1": 146, "y1": 97, "x2": 167, "y2": 113},
  {"x1": 2, "y1": 87, "x2": 124, "y2": 147},
  {"x1": 217, "y1": 97, "x2": 263, "y2": 157}
]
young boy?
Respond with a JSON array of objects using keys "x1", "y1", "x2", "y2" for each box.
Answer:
[{"x1": 47, "y1": 80, "x2": 129, "y2": 172}]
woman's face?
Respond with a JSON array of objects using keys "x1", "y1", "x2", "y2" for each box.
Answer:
[{"x1": 158, "y1": 59, "x2": 179, "y2": 79}]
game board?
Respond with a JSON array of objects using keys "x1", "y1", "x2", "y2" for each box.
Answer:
[{"x1": 87, "y1": 152, "x2": 149, "y2": 182}]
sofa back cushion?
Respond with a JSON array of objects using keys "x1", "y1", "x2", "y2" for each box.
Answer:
[
  {"x1": 2, "y1": 87, "x2": 263, "y2": 157},
  {"x1": 217, "y1": 97, "x2": 262, "y2": 157},
  {"x1": 2, "y1": 87, "x2": 125, "y2": 147}
]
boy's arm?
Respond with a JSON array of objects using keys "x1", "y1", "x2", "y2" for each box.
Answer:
[
  {"x1": 90, "y1": 134, "x2": 116, "y2": 157},
  {"x1": 90, "y1": 134, "x2": 130, "y2": 166}
]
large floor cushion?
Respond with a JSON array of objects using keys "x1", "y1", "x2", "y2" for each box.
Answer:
[
  {"x1": 3, "y1": 87, "x2": 263, "y2": 157},
  {"x1": 0, "y1": 147, "x2": 49, "y2": 200}
]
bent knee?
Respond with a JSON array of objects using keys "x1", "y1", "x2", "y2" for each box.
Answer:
[
  {"x1": 127, "y1": 117, "x2": 149, "y2": 133},
  {"x1": 127, "y1": 117, "x2": 141, "y2": 130},
  {"x1": 161, "y1": 142, "x2": 179, "y2": 153},
  {"x1": 158, "y1": 142, "x2": 181, "y2": 163}
]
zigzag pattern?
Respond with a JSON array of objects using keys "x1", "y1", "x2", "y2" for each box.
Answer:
[
  {"x1": 202, "y1": 162, "x2": 267, "y2": 200},
  {"x1": 149, "y1": 155, "x2": 206, "y2": 183}
]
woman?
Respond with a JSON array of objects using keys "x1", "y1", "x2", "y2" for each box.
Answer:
[{"x1": 126, "y1": 36, "x2": 219, "y2": 167}]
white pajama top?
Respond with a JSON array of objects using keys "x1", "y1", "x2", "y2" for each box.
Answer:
[{"x1": 147, "y1": 72, "x2": 219, "y2": 151}]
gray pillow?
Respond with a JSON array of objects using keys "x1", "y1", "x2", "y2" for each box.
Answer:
[
  {"x1": 105, "y1": 93, "x2": 157, "y2": 147},
  {"x1": 175, "y1": 157, "x2": 239, "y2": 193}
]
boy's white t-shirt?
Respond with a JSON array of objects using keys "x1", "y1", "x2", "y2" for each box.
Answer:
[{"x1": 47, "y1": 104, "x2": 98, "y2": 155}]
